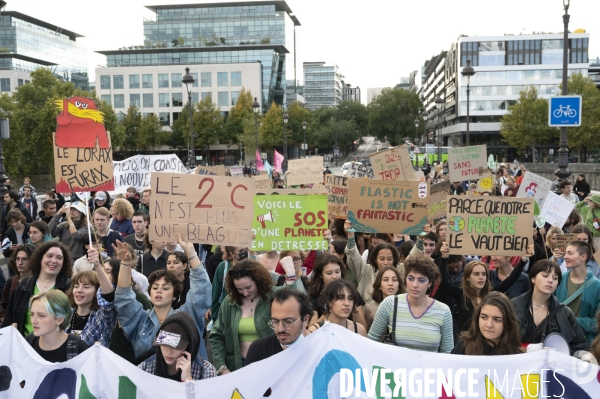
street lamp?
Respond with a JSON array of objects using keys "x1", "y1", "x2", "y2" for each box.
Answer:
[
  {"x1": 252, "y1": 97, "x2": 260, "y2": 161},
  {"x1": 282, "y1": 112, "x2": 289, "y2": 164},
  {"x1": 182, "y1": 67, "x2": 195, "y2": 167},
  {"x1": 555, "y1": 0, "x2": 571, "y2": 192},
  {"x1": 435, "y1": 95, "x2": 444, "y2": 164},
  {"x1": 461, "y1": 59, "x2": 475, "y2": 146},
  {"x1": 414, "y1": 118, "x2": 419, "y2": 169},
  {"x1": 0, "y1": 1, "x2": 9, "y2": 209},
  {"x1": 302, "y1": 121, "x2": 307, "y2": 158}
]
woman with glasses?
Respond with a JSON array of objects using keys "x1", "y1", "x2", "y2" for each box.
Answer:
[
  {"x1": 209, "y1": 257, "x2": 301, "y2": 375},
  {"x1": 0, "y1": 244, "x2": 35, "y2": 324}
]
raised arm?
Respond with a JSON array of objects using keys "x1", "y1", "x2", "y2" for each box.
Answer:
[
  {"x1": 493, "y1": 244, "x2": 534, "y2": 293},
  {"x1": 114, "y1": 240, "x2": 133, "y2": 288},
  {"x1": 88, "y1": 247, "x2": 113, "y2": 295},
  {"x1": 344, "y1": 221, "x2": 370, "y2": 284}
]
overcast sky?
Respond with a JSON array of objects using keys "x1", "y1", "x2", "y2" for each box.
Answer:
[{"x1": 10, "y1": 0, "x2": 600, "y2": 96}]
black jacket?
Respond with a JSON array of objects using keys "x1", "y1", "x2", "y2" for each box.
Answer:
[
  {"x1": 2, "y1": 224, "x2": 30, "y2": 258},
  {"x1": 512, "y1": 289, "x2": 588, "y2": 355},
  {"x1": 1, "y1": 274, "x2": 71, "y2": 334},
  {"x1": 1, "y1": 201, "x2": 33, "y2": 235},
  {"x1": 136, "y1": 249, "x2": 169, "y2": 278}
]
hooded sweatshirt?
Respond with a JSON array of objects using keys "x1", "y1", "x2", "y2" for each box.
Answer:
[{"x1": 154, "y1": 312, "x2": 199, "y2": 381}]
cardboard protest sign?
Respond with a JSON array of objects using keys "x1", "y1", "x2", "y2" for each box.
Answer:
[
  {"x1": 446, "y1": 196, "x2": 534, "y2": 256},
  {"x1": 324, "y1": 175, "x2": 348, "y2": 218},
  {"x1": 476, "y1": 174, "x2": 494, "y2": 193},
  {"x1": 347, "y1": 179, "x2": 429, "y2": 234},
  {"x1": 251, "y1": 193, "x2": 328, "y2": 251},
  {"x1": 448, "y1": 145, "x2": 487, "y2": 182},
  {"x1": 555, "y1": 234, "x2": 578, "y2": 252},
  {"x1": 429, "y1": 181, "x2": 452, "y2": 220},
  {"x1": 149, "y1": 173, "x2": 255, "y2": 246},
  {"x1": 112, "y1": 154, "x2": 188, "y2": 194},
  {"x1": 253, "y1": 173, "x2": 272, "y2": 189},
  {"x1": 516, "y1": 172, "x2": 552, "y2": 219},
  {"x1": 347, "y1": 162, "x2": 374, "y2": 179},
  {"x1": 286, "y1": 156, "x2": 323, "y2": 186},
  {"x1": 229, "y1": 165, "x2": 244, "y2": 176},
  {"x1": 196, "y1": 164, "x2": 226, "y2": 176},
  {"x1": 369, "y1": 146, "x2": 415, "y2": 181},
  {"x1": 594, "y1": 250, "x2": 600, "y2": 265},
  {"x1": 414, "y1": 171, "x2": 425, "y2": 182},
  {"x1": 539, "y1": 191, "x2": 575, "y2": 229}
]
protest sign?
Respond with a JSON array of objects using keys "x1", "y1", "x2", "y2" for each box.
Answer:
[
  {"x1": 369, "y1": 145, "x2": 415, "y2": 181},
  {"x1": 476, "y1": 174, "x2": 494, "y2": 193},
  {"x1": 253, "y1": 173, "x2": 272, "y2": 189},
  {"x1": 196, "y1": 164, "x2": 226, "y2": 176},
  {"x1": 112, "y1": 154, "x2": 189, "y2": 194},
  {"x1": 555, "y1": 234, "x2": 578, "y2": 252},
  {"x1": 516, "y1": 172, "x2": 552, "y2": 218},
  {"x1": 539, "y1": 191, "x2": 575, "y2": 229},
  {"x1": 251, "y1": 193, "x2": 328, "y2": 251},
  {"x1": 446, "y1": 196, "x2": 534, "y2": 256},
  {"x1": 347, "y1": 161, "x2": 374, "y2": 179},
  {"x1": 324, "y1": 174, "x2": 348, "y2": 218},
  {"x1": 347, "y1": 179, "x2": 429, "y2": 234},
  {"x1": 229, "y1": 165, "x2": 244, "y2": 176},
  {"x1": 594, "y1": 250, "x2": 600, "y2": 265},
  {"x1": 149, "y1": 173, "x2": 254, "y2": 246},
  {"x1": 414, "y1": 171, "x2": 425, "y2": 181},
  {"x1": 286, "y1": 156, "x2": 323, "y2": 186},
  {"x1": 429, "y1": 181, "x2": 452, "y2": 220},
  {"x1": 448, "y1": 144, "x2": 487, "y2": 182}
]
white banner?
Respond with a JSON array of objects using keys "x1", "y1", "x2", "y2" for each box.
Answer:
[
  {"x1": 539, "y1": 191, "x2": 576, "y2": 229},
  {"x1": 112, "y1": 154, "x2": 191, "y2": 193},
  {"x1": 1, "y1": 325, "x2": 598, "y2": 398}
]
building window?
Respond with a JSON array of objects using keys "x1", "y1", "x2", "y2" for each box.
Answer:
[
  {"x1": 0, "y1": 78, "x2": 10, "y2": 92},
  {"x1": 100, "y1": 75, "x2": 111, "y2": 89},
  {"x1": 114, "y1": 94, "x2": 125, "y2": 108},
  {"x1": 173, "y1": 112, "x2": 181, "y2": 123},
  {"x1": 217, "y1": 72, "x2": 228, "y2": 87},
  {"x1": 172, "y1": 93, "x2": 183, "y2": 106},
  {"x1": 159, "y1": 93, "x2": 170, "y2": 107},
  {"x1": 460, "y1": 42, "x2": 479, "y2": 66},
  {"x1": 218, "y1": 92, "x2": 229, "y2": 106},
  {"x1": 17, "y1": 79, "x2": 23, "y2": 87},
  {"x1": 130, "y1": 94, "x2": 140, "y2": 108},
  {"x1": 201, "y1": 72, "x2": 212, "y2": 87},
  {"x1": 231, "y1": 91, "x2": 241, "y2": 105},
  {"x1": 142, "y1": 74, "x2": 153, "y2": 88},
  {"x1": 570, "y1": 38, "x2": 589, "y2": 64},
  {"x1": 143, "y1": 93, "x2": 154, "y2": 107},
  {"x1": 231, "y1": 72, "x2": 242, "y2": 86},
  {"x1": 201, "y1": 92, "x2": 212, "y2": 101},
  {"x1": 143, "y1": 112, "x2": 153, "y2": 118},
  {"x1": 172, "y1": 73, "x2": 182, "y2": 88},
  {"x1": 191, "y1": 92, "x2": 199, "y2": 104},
  {"x1": 101, "y1": 94, "x2": 111, "y2": 105},
  {"x1": 158, "y1": 74, "x2": 169, "y2": 88},
  {"x1": 129, "y1": 75, "x2": 140, "y2": 89},
  {"x1": 114, "y1": 75, "x2": 124, "y2": 89},
  {"x1": 192, "y1": 73, "x2": 198, "y2": 87},
  {"x1": 159, "y1": 112, "x2": 170, "y2": 126},
  {"x1": 506, "y1": 40, "x2": 541, "y2": 65}
]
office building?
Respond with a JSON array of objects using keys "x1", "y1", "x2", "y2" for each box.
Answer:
[
  {"x1": 395, "y1": 77, "x2": 410, "y2": 90},
  {"x1": 285, "y1": 79, "x2": 304, "y2": 107},
  {"x1": 303, "y1": 61, "x2": 343, "y2": 110},
  {"x1": 365, "y1": 87, "x2": 390, "y2": 105},
  {"x1": 0, "y1": 11, "x2": 89, "y2": 93},
  {"x1": 342, "y1": 82, "x2": 360, "y2": 102}
]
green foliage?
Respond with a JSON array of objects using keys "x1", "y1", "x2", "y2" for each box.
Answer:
[
  {"x1": 367, "y1": 88, "x2": 423, "y2": 145},
  {"x1": 193, "y1": 95, "x2": 224, "y2": 149},
  {"x1": 500, "y1": 86, "x2": 558, "y2": 151},
  {"x1": 170, "y1": 103, "x2": 191, "y2": 149},
  {"x1": 564, "y1": 73, "x2": 600, "y2": 152},
  {"x1": 259, "y1": 101, "x2": 283, "y2": 149},
  {"x1": 137, "y1": 114, "x2": 168, "y2": 151},
  {"x1": 120, "y1": 105, "x2": 142, "y2": 154},
  {"x1": 224, "y1": 88, "x2": 254, "y2": 144},
  {"x1": 285, "y1": 101, "x2": 312, "y2": 148}
]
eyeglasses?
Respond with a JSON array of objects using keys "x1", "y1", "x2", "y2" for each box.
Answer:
[
  {"x1": 292, "y1": 257, "x2": 302, "y2": 263},
  {"x1": 228, "y1": 269, "x2": 252, "y2": 279},
  {"x1": 268, "y1": 317, "x2": 302, "y2": 330},
  {"x1": 16, "y1": 257, "x2": 29, "y2": 263}
]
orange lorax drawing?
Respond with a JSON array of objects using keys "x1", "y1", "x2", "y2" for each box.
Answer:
[{"x1": 55, "y1": 97, "x2": 109, "y2": 148}]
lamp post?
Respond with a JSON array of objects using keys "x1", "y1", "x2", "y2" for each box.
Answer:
[
  {"x1": 283, "y1": 112, "x2": 289, "y2": 163},
  {"x1": 461, "y1": 59, "x2": 475, "y2": 146},
  {"x1": 302, "y1": 120, "x2": 307, "y2": 158},
  {"x1": 182, "y1": 68, "x2": 196, "y2": 167},
  {"x1": 555, "y1": 0, "x2": 571, "y2": 192},
  {"x1": 414, "y1": 118, "x2": 419, "y2": 169},
  {"x1": 435, "y1": 95, "x2": 444, "y2": 164},
  {"x1": 252, "y1": 97, "x2": 260, "y2": 162},
  {"x1": 0, "y1": 1, "x2": 9, "y2": 208}
]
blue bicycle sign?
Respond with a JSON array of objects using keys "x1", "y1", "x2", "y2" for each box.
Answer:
[{"x1": 548, "y1": 96, "x2": 582, "y2": 127}]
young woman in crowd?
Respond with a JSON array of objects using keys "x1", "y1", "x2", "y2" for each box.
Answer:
[
  {"x1": 364, "y1": 266, "x2": 404, "y2": 329},
  {"x1": 308, "y1": 279, "x2": 368, "y2": 337},
  {"x1": 2, "y1": 209, "x2": 30, "y2": 259},
  {"x1": 574, "y1": 174, "x2": 591, "y2": 202},
  {"x1": 209, "y1": 246, "x2": 249, "y2": 323},
  {"x1": 26, "y1": 290, "x2": 89, "y2": 362},
  {"x1": 136, "y1": 233, "x2": 168, "y2": 277},
  {"x1": 511, "y1": 260, "x2": 588, "y2": 355},
  {"x1": 209, "y1": 257, "x2": 300, "y2": 374},
  {"x1": 328, "y1": 239, "x2": 358, "y2": 287},
  {"x1": 49, "y1": 201, "x2": 89, "y2": 260},
  {"x1": 28, "y1": 221, "x2": 52, "y2": 248},
  {"x1": 139, "y1": 312, "x2": 216, "y2": 381},
  {"x1": 66, "y1": 247, "x2": 117, "y2": 347},
  {"x1": 2, "y1": 241, "x2": 72, "y2": 335},
  {"x1": 0, "y1": 244, "x2": 35, "y2": 323},
  {"x1": 452, "y1": 292, "x2": 524, "y2": 355},
  {"x1": 166, "y1": 251, "x2": 190, "y2": 310},
  {"x1": 545, "y1": 226, "x2": 563, "y2": 259},
  {"x1": 274, "y1": 250, "x2": 310, "y2": 288},
  {"x1": 437, "y1": 241, "x2": 534, "y2": 332},
  {"x1": 360, "y1": 233, "x2": 394, "y2": 264},
  {"x1": 552, "y1": 224, "x2": 600, "y2": 277},
  {"x1": 113, "y1": 235, "x2": 211, "y2": 363},
  {"x1": 368, "y1": 256, "x2": 454, "y2": 353},
  {"x1": 110, "y1": 198, "x2": 135, "y2": 237}
]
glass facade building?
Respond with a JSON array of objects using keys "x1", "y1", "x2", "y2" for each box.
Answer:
[
  {"x1": 303, "y1": 62, "x2": 343, "y2": 110},
  {"x1": 0, "y1": 11, "x2": 89, "y2": 89}
]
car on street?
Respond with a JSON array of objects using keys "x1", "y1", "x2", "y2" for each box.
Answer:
[{"x1": 341, "y1": 162, "x2": 352, "y2": 176}]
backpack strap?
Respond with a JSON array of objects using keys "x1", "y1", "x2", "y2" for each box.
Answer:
[
  {"x1": 66, "y1": 333, "x2": 82, "y2": 360},
  {"x1": 563, "y1": 275, "x2": 599, "y2": 306}
]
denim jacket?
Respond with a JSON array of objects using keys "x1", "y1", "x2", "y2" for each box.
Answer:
[{"x1": 114, "y1": 264, "x2": 212, "y2": 360}]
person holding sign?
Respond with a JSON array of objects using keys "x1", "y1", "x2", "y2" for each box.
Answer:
[
  {"x1": 575, "y1": 194, "x2": 600, "y2": 250},
  {"x1": 113, "y1": 234, "x2": 211, "y2": 362},
  {"x1": 512, "y1": 260, "x2": 588, "y2": 356},
  {"x1": 49, "y1": 202, "x2": 90, "y2": 260}
]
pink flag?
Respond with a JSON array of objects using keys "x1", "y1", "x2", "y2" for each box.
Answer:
[
  {"x1": 255, "y1": 149, "x2": 264, "y2": 171},
  {"x1": 273, "y1": 149, "x2": 284, "y2": 174}
]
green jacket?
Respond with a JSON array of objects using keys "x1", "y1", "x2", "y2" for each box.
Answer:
[
  {"x1": 210, "y1": 261, "x2": 230, "y2": 322},
  {"x1": 139, "y1": 203, "x2": 150, "y2": 216},
  {"x1": 575, "y1": 202, "x2": 600, "y2": 237}
]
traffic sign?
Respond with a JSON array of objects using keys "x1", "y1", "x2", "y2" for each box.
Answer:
[{"x1": 548, "y1": 95, "x2": 582, "y2": 127}]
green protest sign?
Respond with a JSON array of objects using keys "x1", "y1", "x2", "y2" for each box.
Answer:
[{"x1": 252, "y1": 194, "x2": 329, "y2": 251}]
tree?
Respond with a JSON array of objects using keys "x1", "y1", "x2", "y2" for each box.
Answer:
[
  {"x1": 500, "y1": 86, "x2": 558, "y2": 154},
  {"x1": 224, "y1": 88, "x2": 254, "y2": 144},
  {"x1": 193, "y1": 96, "x2": 224, "y2": 160},
  {"x1": 367, "y1": 88, "x2": 423, "y2": 146},
  {"x1": 564, "y1": 73, "x2": 600, "y2": 157},
  {"x1": 120, "y1": 105, "x2": 141, "y2": 155},
  {"x1": 137, "y1": 114, "x2": 168, "y2": 151},
  {"x1": 285, "y1": 101, "x2": 312, "y2": 151},
  {"x1": 336, "y1": 100, "x2": 369, "y2": 132},
  {"x1": 259, "y1": 101, "x2": 283, "y2": 149},
  {"x1": 169, "y1": 103, "x2": 192, "y2": 150}
]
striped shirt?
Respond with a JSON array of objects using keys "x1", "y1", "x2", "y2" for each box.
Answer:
[{"x1": 368, "y1": 294, "x2": 454, "y2": 353}]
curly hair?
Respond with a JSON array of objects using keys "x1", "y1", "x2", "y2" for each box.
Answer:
[
  {"x1": 371, "y1": 265, "x2": 405, "y2": 304},
  {"x1": 8, "y1": 244, "x2": 36, "y2": 276},
  {"x1": 29, "y1": 241, "x2": 73, "y2": 279},
  {"x1": 67, "y1": 270, "x2": 100, "y2": 311},
  {"x1": 404, "y1": 255, "x2": 440, "y2": 295},
  {"x1": 147, "y1": 269, "x2": 183, "y2": 299},
  {"x1": 225, "y1": 259, "x2": 274, "y2": 305},
  {"x1": 368, "y1": 243, "x2": 399, "y2": 274},
  {"x1": 306, "y1": 254, "x2": 346, "y2": 298},
  {"x1": 111, "y1": 198, "x2": 134, "y2": 219}
]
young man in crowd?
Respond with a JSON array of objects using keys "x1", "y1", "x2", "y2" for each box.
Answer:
[
  {"x1": 245, "y1": 288, "x2": 312, "y2": 366},
  {"x1": 503, "y1": 176, "x2": 520, "y2": 197},
  {"x1": 38, "y1": 200, "x2": 58, "y2": 224},
  {"x1": 18, "y1": 177, "x2": 36, "y2": 198},
  {"x1": 452, "y1": 181, "x2": 464, "y2": 196},
  {"x1": 44, "y1": 190, "x2": 65, "y2": 210},
  {"x1": 555, "y1": 240, "x2": 600, "y2": 344},
  {"x1": 139, "y1": 188, "x2": 151, "y2": 215},
  {"x1": 124, "y1": 211, "x2": 149, "y2": 261},
  {"x1": 1, "y1": 190, "x2": 33, "y2": 235},
  {"x1": 559, "y1": 180, "x2": 580, "y2": 204},
  {"x1": 21, "y1": 187, "x2": 37, "y2": 219},
  {"x1": 489, "y1": 255, "x2": 530, "y2": 299},
  {"x1": 422, "y1": 232, "x2": 438, "y2": 258},
  {"x1": 93, "y1": 207, "x2": 123, "y2": 258}
]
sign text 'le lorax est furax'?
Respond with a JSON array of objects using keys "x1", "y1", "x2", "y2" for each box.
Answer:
[
  {"x1": 346, "y1": 179, "x2": 429, "y2": 234},
  {"x1": 446, "y1": 196, "x2": 534, "y2": 256},
  {"x1": 149, "y1": 173, "x2": 255, "y2": 246},
  {"x1": 324, "y1": 174, "x2": 348, "y2": 218}
]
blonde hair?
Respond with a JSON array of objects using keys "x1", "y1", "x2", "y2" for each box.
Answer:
[
  {"x1": 29, "y1": 290, "x2": 72, "y2": 331},
  {"x1": 111, "y1": 198, "x2": 134, "y2": 219},
  {"x1": 93, "y1": 207, "x2": 110, "y2": 219},
  {"x1": 545, "y1": 226, "x2": 563, "y2": 249}
]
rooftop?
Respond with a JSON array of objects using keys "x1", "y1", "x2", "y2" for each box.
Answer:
[
  {"x1": 96, "y1": 43, "x2": 289, "y2": 56},
  {"x1": 2, "y1": 10, "x2": 84, "y2": 41}
]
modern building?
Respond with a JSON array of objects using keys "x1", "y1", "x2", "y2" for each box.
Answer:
[
  {"x1": 342, "y1": 82, "x2": 360, "y2": 102},
  {"x1": 285, "y1": 78, "x2": 304, "y2": 107},
  {"x1": 365, "y1": 87, "x2": 390, "y2": 105},
  {"x1": 303, "y1": 61, "x2": 343, "y2": 110},
  {"x1": 419, "y1": 31, "x2": 590, "y2": 161},
  {"x1": 0, "y1": 11, "x2": 89, "y2": 93},
  {"x1": 395, "y1": 77, "x2": 410, "y2": 90},
  {"x1": 590, "y1": 56, "x2": 600, "y2": 89}
]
